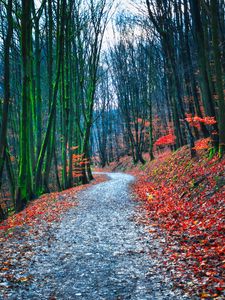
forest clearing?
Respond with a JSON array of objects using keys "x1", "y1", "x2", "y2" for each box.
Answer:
[{"x1": 0, "y1": 0, "x2": 225, "y2": 299}]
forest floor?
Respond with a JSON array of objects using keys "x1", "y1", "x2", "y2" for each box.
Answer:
[
  {"x1": 0, "y1": 148, "x2": 224, "y2": 300},
  {"x1": 0, "y1": 173, "x2": 190, "y2": 300},
  {"x1": 95, "y1": 147, "x2": 225, "y2": 299}
]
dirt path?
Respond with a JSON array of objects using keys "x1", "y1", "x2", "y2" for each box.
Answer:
[{"x1": 5, "y1": 173, "x2": 189, "y2": 300}]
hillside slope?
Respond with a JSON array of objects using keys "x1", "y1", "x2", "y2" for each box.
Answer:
[{"x1": 98, "y1": 148, "x2": 225, "y2": 298}]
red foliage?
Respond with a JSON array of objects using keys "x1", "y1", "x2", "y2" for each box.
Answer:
[
  {"x1": 132, "y1": 148, "x2": 225, "y2": 298},
  {"x1": 71, "y1": 148, "x2": 89, "y2": 177},
  {"x1": 185, "y1": 114, "x2": 217, "y2": 127},
  {"x1": 193, "y1": 138, "x2": 212, "y2": 150},
  {"x1": 154, "y1": 133, "x2": 176, "y2": 146},
  {"x1": 137, "y1": 118, "x2": 150, "y2": 127}
]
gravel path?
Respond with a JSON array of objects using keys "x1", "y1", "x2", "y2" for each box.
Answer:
[{"x1": 6, "y1": 173, "x2": 189, "y2": 300}]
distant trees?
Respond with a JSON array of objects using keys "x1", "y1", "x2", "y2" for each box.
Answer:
[
  {"x1": 109, "y1": 31, "x2": 156, "y2": 164},
  {"x1": 93, "y1": 24, "x2": 169, "y2": 165},
  {"x1": 93, "y1": 63, "x2": 127, "y2": 167},
  {"x1": 92, "y1": 0, "x2": 225, "y2": 166},
  {"x1": 143, "y1": 0, "x2": 224, "y2": 157}
]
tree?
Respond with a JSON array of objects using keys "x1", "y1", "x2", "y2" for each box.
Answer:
[
  {"x1": 16, "y1": 0, "x2": 34, "y2": 211},
  {"x1": 210, "y1": 0, "x2": 225, "y2": 156},
  {"x1": 0, "y1": 0, "x2": 13, "y2": 189}
]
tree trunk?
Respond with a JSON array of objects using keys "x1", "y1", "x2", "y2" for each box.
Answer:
[
  {"x1": 16, "y1": 0, "x2": 34, "y2": 212},
  {"x1": 211, "y1": 0, "x2": 225, "y2": 156},
  {"x1": 0, "y1": 0, "x2": 13, "y2": 188}
]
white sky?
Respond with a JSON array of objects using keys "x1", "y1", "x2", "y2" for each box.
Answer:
[
  {"x1": 102, "y1": 0, "x2": 142, "y2": 50},
  {"x1": 34, "y1": 0, "x2": 143, "y2": 50}
]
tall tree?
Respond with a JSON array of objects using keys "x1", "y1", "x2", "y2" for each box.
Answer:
[
  {"x1": 210, "y1": 0, "x2": 225, "y2": 156},
  {"x1": 0, "y1": 0, "x2": 13, "y2": 189},
  {"x1": 16, "y1": 0, "x2": 33, "y2": 211}
]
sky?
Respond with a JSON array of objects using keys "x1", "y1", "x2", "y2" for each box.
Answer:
[
  {"x1": 102, "y1": 0, "x2": 141, "y2": 50},
  {"x1": 33, "y1": 0, "x2": 143, "y2": 51}
]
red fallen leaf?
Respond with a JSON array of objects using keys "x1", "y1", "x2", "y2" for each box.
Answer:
[
  {"x1": 0, "y1": 174, "x2": 108, "y2": 239},
  {"x1": 200, "y1": 292, "x2": 212, "y2": 298},
  {"x1": 0, "y1": 225, "x2": 10, "y2": 230},
  {"x1": 131, "y1": 147, "x2": 225, "y2": 298}
]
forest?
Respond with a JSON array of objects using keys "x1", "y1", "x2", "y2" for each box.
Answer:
[
  {"x1": 0, "y1": 0, "x2": 225, "y2": 299},
  {"x1": 0, "y1": 0, "x2": 225, "y2": 215}
]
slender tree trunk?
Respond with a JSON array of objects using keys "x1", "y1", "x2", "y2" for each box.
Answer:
[
  {"x1": 149, "y1": 96, "x2": 154, "y2": 161},
  {"x1": 43, "y1": 0, "x2": 54, "y2": 192},
  {"x1": 211, "y1": 0, "x2": 225, "y2": 156},
  {"x1": 0, "y1": 0, "x2": 13, "y2": 188},
  {"x1": 34, "y1": 16, "x2": 42, "y2": 156},
  {"x1": 5, "y1": 144, "x2": 15, "y2": 201},
  {"x1": 183, "y1": 0, "x2": 209, "y2": 138},
  {"x1": 189, "y1": 0, "x2": 216, "y2": 118}
]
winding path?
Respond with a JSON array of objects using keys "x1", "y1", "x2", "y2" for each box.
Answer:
[{"x1": 11, "y1": 173, "x2": 189, "y2": 300}]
